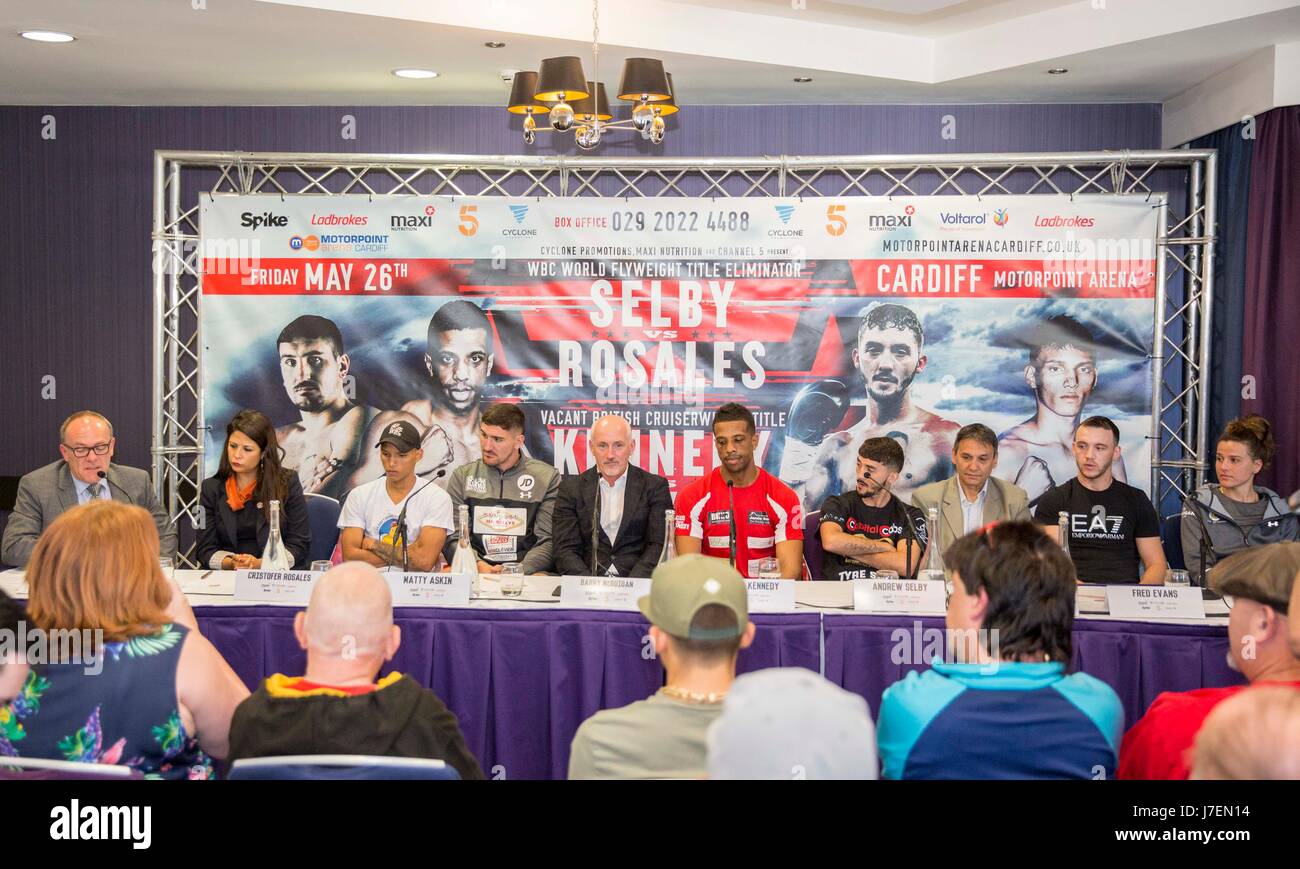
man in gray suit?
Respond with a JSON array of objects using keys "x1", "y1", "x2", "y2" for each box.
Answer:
[
  {"x1": 911, "y1": 423, "x2": 1031, "y2": 555},
  {"x1": 1, "y1": 411, "x2": 177, "y2": 567}
]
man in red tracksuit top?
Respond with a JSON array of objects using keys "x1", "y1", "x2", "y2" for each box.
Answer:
[{"x1": 675, "y1": 402, "x2": 804, "y2": 579}]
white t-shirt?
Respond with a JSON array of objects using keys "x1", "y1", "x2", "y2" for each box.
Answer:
[{"x1": 338, "y1": 477, "x2": 455, "y2": 547}]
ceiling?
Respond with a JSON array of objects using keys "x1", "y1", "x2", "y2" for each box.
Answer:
[{"x1": 1, "y1": 0, "x2": 1299, "y2": 105}]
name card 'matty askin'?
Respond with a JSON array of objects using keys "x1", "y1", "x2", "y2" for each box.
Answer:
[
  {"x1": 559, "y1": 576, "x2": 651, "y2": 611},
  {"x1": 384, "y1": 571, "x2": 472, "y2": 607},
  {"x1": 234, "y1": 569, "x2": 317, "y2": 605},
  {"x1": 853, "y1": 577, "x2": 946, "y2": 615},
  {"x1": 744, "y1": 579, "x2": 797, "y2": 612},
  {"x1": 1106, "y1": 585, "x2": 1205, "y2": 620}
]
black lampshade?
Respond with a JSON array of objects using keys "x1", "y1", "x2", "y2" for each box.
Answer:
[
  {"x1": 617, "y1": 57, "x2": 671, "y2": 101},
  {"x1": 571, "y1": 81, "x2": 612, "y2": 121},
  {"x1": 535, "y1": 56, "x2": 589, "y2": 102},
  {"x1": 654, "y1": 72, "x2": 678, "y2": 116},
  {"x1": 506, "y1": 71, "x2": 549, "y2": 114}
]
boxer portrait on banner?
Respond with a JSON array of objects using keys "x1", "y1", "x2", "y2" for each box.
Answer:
[
  {"x1": 996, "y1": 313, "x2": 1126, "y2": 504},
  {"x1": 403, "y1": 299, "x2": 495, "y2": 487},
  {"x1": 274, "y1": 314, "x2": 418, "y2": 500},
  {"x1": 779, "y1": 302, "x2": 961, "y2": 505}
]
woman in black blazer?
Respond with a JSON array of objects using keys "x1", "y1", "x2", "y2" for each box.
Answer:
[{"x1": 197, "y1": 409, "x2": 311, "y2": 570}]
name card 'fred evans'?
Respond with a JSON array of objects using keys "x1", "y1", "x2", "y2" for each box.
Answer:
[{"x1": 1106, "y1": 585, "x2": 1205, "y2": 620}]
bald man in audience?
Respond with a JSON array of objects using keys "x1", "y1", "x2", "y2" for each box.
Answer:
[
  {"x1": 2, "y1": 411, "x2": 176, "y2": 567},
  {"x1": 227, "y1": 562, "x2": 483, "y2": 779},
  {"x1": 552, "y1": 414, "x2": 674, "y2": 578},
  {"x1": 1191, "y1": 686, "x2": 1300, "y2": 780}
]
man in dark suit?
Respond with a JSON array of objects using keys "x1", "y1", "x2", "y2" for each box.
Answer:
[
  {"x1": 2, "y1": 411, "x2": 177, "y2": 567},
  {"x1": 552, "y1": 415, "x2": 673, "y2": 578}
]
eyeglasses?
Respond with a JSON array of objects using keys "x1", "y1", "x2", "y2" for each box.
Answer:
[
  {"x1": 1221, "y1": 594, "x2": 1234, "y2": 610},
  {"x1": 63, "y1": 442, "x2": 111, "y2": 458}
]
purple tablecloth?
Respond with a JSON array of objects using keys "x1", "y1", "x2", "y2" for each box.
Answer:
[
  {"x1": 822, "y1": 614, "x2": 1246, "y2": 727},
  {"x1": 195, "y1": 606, "x2": 822, "y2": 780}
]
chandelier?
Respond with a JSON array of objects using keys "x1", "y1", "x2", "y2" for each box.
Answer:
[{"x1": 506, "y1": 0, "x2": 677, "y2": 149}]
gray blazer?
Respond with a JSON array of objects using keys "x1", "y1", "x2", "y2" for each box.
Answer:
[
  {"x1": 910, "y1": 475, "x2": 1031, "y2": 556},
  {"x1": 1, "y1": 460, "x2": 178, "y2": 567}
]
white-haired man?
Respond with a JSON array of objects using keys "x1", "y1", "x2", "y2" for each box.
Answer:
[{"x1": 551, "y1": 414, "x2": 674, "y2": 577}]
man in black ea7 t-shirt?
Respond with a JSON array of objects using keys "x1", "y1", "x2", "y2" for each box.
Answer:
[
  {"x1": 1034, "y1": 416, "x2": 1167, "y2": 584},
  {"x1": 819, "y1": 436, "x2": 929, "y2": 580}
]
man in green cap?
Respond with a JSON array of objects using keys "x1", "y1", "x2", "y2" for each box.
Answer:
[
  {"x1": 1119, "y1": 541, "x2": 1300, "y2": 779},
  {"x1": 567, "y1": 554, "x2": 756, "y2": 779}
]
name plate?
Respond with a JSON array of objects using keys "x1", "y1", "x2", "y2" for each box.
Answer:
[
  {"x1": 853, "y1": 578, "x2": 946, "y2": 615},
  {"x1": 1106, "y1": 585, "x2": 1205, "y2": 620},
  {"x1": 744, "y1": 579, "x2": 797, "y2": 612},
  {"x1": 383, "y1": 571, "x2": 472, "y2": 607},
  {"x1": 559, "y1": 575, "x2": 651, "y2": 611},
  {"x1": 234, "y1": 569, "x2": 317, "y2": 604}
]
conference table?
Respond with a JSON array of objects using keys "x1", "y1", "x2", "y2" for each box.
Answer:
[{"x1": 0, "y1": 570, "x2": 1243, "y2": 780}]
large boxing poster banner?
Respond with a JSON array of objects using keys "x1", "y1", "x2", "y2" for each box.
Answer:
[{"x1": 200, "y1": 193, "x2": 1159, "y2": 511}]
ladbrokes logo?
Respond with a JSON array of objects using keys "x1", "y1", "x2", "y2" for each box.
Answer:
[
  {"x1": 240, "y1": 211, "x2": 288, "y2": 230},
  {"x1": 310, "y1": 213, "x2": 368, "y2": 226},
  {"x1": 1034, "y1": 214, "x2": 1095, "y2": 228},
  {"x1": 866, "y1": 205, "x2": 915, "y2": 232}
]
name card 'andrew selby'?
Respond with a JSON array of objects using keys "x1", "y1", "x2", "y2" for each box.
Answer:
[
  {"x1": 1106, "y1": 585, "x2": 1205, "y2": 620},
  {"x1": 234, "y1": 569, "x2": 317, "y2": 605},
  {"x1": 560, "y1": 576, "x2": 652, "y2": 611},
  {"x1": 745, "y1": 579, "x2": 797, "y2": 612},
  {"x1": 853, "y1": 578, "x2": 946, "y2": 615},
  {"x1": 383, "y1": 571, "x2": 473, "y2": 607}
]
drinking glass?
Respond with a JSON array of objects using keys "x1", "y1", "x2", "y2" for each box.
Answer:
[{"x1": 500, "y1": 562, "x2": 524, "y2": 597}]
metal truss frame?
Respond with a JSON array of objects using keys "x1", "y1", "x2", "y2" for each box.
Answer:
[{"x1": 153, "y1": 149, "x2": 1216, "y2": 564}]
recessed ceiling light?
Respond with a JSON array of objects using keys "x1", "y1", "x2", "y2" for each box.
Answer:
[
  {"x1": 20, "y1": 30, "x2": 76, "y2": 43},
  {"x1": 485, "y1": 41, "x2": 506, "y2": 48},
  {"x1": 793, "y1": 76, "x2": 813, "y2": 83},
  {"x1": 1047, "y1": 67, "x2": 1068, "y2": 75},
  {"x1": 393, "y1": 68, "x2": 439, "y2": 79}
]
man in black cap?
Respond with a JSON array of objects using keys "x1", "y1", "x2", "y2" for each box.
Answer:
[{"x1": 337, "y1": 419, "x2": 455, "y2": 572}]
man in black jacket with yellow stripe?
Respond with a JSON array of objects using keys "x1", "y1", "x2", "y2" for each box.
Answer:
[{"x1": 227, "y1": 562, "x2": 483, "y2": 780}]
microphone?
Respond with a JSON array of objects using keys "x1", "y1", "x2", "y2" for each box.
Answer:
[
  {"x1": 1183, "y1": 493, "x2": 1246, "y2": 587},
  {"x1": 881, "y1": 479, "x2": 918, "y2": 578},
  {"x1": 394, "y1": 476, "x2": 439, "y2": 571},
  {"x1": 727, "y1": 480, "x2": 738, "y2": 569},
  {"x1": 592, "y1": 480, "x2": 603, "y2": 577},
  {"x1": 97, "y1": 470, "x2": 134, "y2": 504}
]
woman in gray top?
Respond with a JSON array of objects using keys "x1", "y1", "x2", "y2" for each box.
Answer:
[{"x1": 1182, "y1": 415, "x2": 1299, "y2": 579}]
